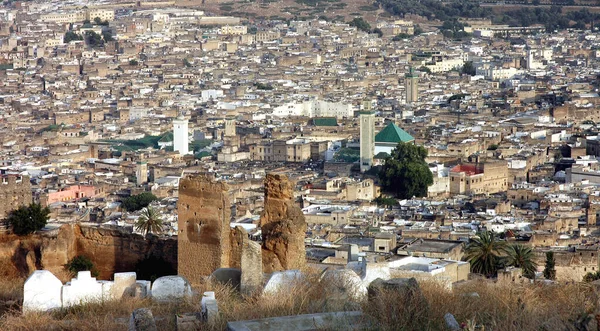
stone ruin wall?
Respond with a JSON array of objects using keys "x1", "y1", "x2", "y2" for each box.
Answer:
[
  {"x1": 177, "y1": 175, "x2": 232, "y2": 285},
  {"x1": 176, "y1": 173, "x2": 307, "y2": 282},
  {"x1": 0, "y1": 224, "x2": 177, "y2": 281},
  {"x1": 260, "y1": 173, "x2": 307, "y2": 273}
]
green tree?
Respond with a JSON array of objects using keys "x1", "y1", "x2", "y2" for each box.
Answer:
[
  {"x1": 413, "y1": 25, "x2": 423, "y2": 35},
  {"x1": 7, "y1": 203, "x2": 50, "y2": 236},
  {"x1": 129, "y1": 59, "x2": 139, "y2": 66},
  {"x1": 543, "y1": 251, "x2": 556, "y2": 280},
  {"x1": 121, "y1": 192, "x2": 157, "y2": 212},
  {"x1": 505, "y1": 244, "x2": 538, "y2": 278},
  {"x1": 135, "y1": 206, "x2": 163, "y2": 235},
  {"x1": 461, "y1": 61, "x2": 476, "y2": 76},
  {"x1": 85, "y1": 30, "x2": 104, "y2": 48},
  {"x1": 372, "y1": 27, "x2": 383, "y2": 37},
  {"x1": 102, "y1": 30, "x2": 113, "y2": 42},
  {"x1": 64, "y1": 31, "x2": 83, "y2": 43},
  {"x1": 374, "y1": 195, "x2": 397, "y2": 208},
  {"x1": 348, "y1": 17, "x2": 371, "y2": 33},
  {"x1": 378, "y1": 142, "x2": 433, "y2": 199},
  {"x1": 392, "y1": 33, "x2": 410, "y2": 41},
  {"x1": 65, "y1": 255, "x2": 99, "y2": 277},
  {"x1": 584, "y1": 271, "x2": 600, "y2": 282},
  {"x1": 464, "y1": 231, "x2": 507, "y2": 277}
]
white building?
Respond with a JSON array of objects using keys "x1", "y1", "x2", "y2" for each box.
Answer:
[
  {"x1": 273, "y1": 98, "x2": 353, "y2": 119},
  {"x1": 173, "y1": 115, "x2": 190, "y2": 155}
]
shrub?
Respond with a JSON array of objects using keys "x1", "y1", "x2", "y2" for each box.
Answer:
[
  {"x1": 7, "y1": 203, "x2": 50, "y2": 236},
  {"x1": 121, "y1": 192, "x2": 157, "y2": 212},
  {"x1": 65, "y1": 255, "x2": 99, "y2": 278}
]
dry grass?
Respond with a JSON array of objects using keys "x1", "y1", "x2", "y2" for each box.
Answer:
[
  {"x1": 0, "y1": 269, "x2": 598, "y2": 330},
  {"x1": 365, "y1": 279, "x2": 600, "y2": 331}
]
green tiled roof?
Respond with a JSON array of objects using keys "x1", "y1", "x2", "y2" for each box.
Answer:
[
  {"x1": 375, "y1": 122, "x2": 414, "y2": 143},
  {"x1": 312, "y1": 117, "x2": 338, "y2": 126},
  {"x1": 158, "y1": 132, "x2": 173, "y2": 142}
]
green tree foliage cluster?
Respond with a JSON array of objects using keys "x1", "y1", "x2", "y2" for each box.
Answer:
[
  {"x1": 254, "y1": 82, "x2": 274, "y2": 90},
  {"x1": 378, "y1": 142, "x2": 433, "y2": 199},
  {"x1": 461, "y1": 61, "x2": 476, "y2": 76},
  {"x1": 93, "y1": 17, "x2": 109, "y2": 26},
  {"x1": 464, "y1": 231, "x2": 538, "y2": 278},
  {"x1": 65, "y1": 255, "x2": 99, "y2": 277},
  {"x1": 377, "y1": 0, "x2": 599, "y2": 32},
  {"x1": 348, "y1": 17, "x2": 371, "y2": 32},
  {"x1": 7, "y1": 203, "x2": 50, "y2": 236},
  {"x1": 85, "y1": 31, "x2": 104, "y2": 48},
  {"x1": 374, "y1": 195, "x2": 397, "y2": 208},
  {"x1": 584, "y1": 271, "x2": 600, "y2": 282},
  {"x1": 122, "y1": 192, "x2": 158, "y2": 212},
  {"x1": 64, "y1": 31, "x2": 83, "y2": 43}
]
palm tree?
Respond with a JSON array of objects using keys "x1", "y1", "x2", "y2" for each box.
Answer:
[
  {"x1": 464, "y1": 231, "x2": 507, "y2": 277},
  {"x1": 506, "y1": 244, "x2": 538, "y2": 278},
  {"x1": 135, "y1": 206, "x2": 163, "y2": 235}
]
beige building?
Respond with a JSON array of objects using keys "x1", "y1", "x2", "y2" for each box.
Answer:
[
  {"x1": 249, "y1": 139, "x2": 311, "y2": 163},
  {"x1": 449, "y1": 162, "x2": 508, "y2": 195}
]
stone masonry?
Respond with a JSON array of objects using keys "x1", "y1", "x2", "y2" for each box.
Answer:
[
  {"x1": 178, "y1": 175, "x2": 232, "y2": 285},
  {"x1": 260, "y1": 174, "x2": 307, "y2": 273}
]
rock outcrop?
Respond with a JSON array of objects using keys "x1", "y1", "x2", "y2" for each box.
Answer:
[{"x1": 260, "y1": 174, "x2": 307, "y2": 273}]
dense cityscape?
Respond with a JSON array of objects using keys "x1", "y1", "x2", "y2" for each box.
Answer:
[{"x1": 1, "y1": 0, "x2": 600, "y2": 329}]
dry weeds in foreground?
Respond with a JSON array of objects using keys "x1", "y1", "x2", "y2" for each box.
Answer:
[{"x1": 0, "y1": 271, "x2": 599, "y2": 330}]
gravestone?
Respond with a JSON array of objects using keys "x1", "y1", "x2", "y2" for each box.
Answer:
[
  {"x1": 210, "y1": 268, "x2": 241, "y2": 289},
  {"x1": 128, "y1": 308, "x2": 157, "y2": 331},
  {"x1": 151, "y1": 275, "x2": 192, "y2": 301},
  {"x1": 62, "y1": 271, "x2": 103, "y2": 307},
  {"x1": 99, "y1": 280, "x2": 115, "y2": 301},
  {"x1": 321, "y1": 269, "x2": 367, "y2": 300},
  {"x1": 112, "y1": 272, "x2": 137, "y2": 299},
  {"x1": 135, "y1": 280, "x2": 152, "y2": 298},
  {"x1": 241, "y1": 238, "x2": 262, "y2": 296},
  {"x1": 201, "y1": 292, "x2": 219, "y2": 326},
  {"x1": 23, "y1": 270, "x2": 63, "y2": 313},
  {"x1": 263, "y1": 270, "x2": 303, "y2": 295}
]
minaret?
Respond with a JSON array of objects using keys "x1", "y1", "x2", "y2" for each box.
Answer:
[
  {"x1": 526, "y1": 46, "x2": 534, "y2": 70},
  {"x1": 136, "y1": 161, "x2": 147, "y2": 185},
  {"x1": 359, "y1": 110, "x2": 375, "y2": 172},
  {"x1": 173, "y1": 113, "x2": 189, "y2": 155},
  {"x1": 224, "y1": 117, "x2": 236, "y2": 137},
  {"x1": 405, "y1": 66, "x2": 419, "y2": 104}
]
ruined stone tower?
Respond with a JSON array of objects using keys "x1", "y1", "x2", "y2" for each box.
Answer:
[
  {"x1": 260, "y1": 173, "x2": 307, "y2": 273},
  {"x1": 177, "y1": 175, "x2": 232, "y2": 285}
]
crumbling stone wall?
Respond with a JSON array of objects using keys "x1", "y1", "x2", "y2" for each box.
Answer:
[
  {"x1": 0, "y1": 175, "x2": 32, "y2": 219},
  {"x1": 178, "y1": 175, "x2": 232, "y2": 285},
  {"x1": 0, "y1": 224, "x2": 177, "y2": 281},
  {"x1": 260, "y1": 174, "x2": 307, "y2": 273}
]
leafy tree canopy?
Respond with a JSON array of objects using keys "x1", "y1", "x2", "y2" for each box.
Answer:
[
  {"x1": 378, "y1": 142, "x2": 433, "y2": 199},
  {"x1": 65, "y1": 255, "x2": 99, "y2": 277},
  {"x1": 122, "y1": 192, "x2": 157, "y2": 212},
  {"x1": 7, "y1": 203, "x2": 50, "y2": 236},
  {"x1": 348, "y1": 17, "x2": 371, "y2": 33}
]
